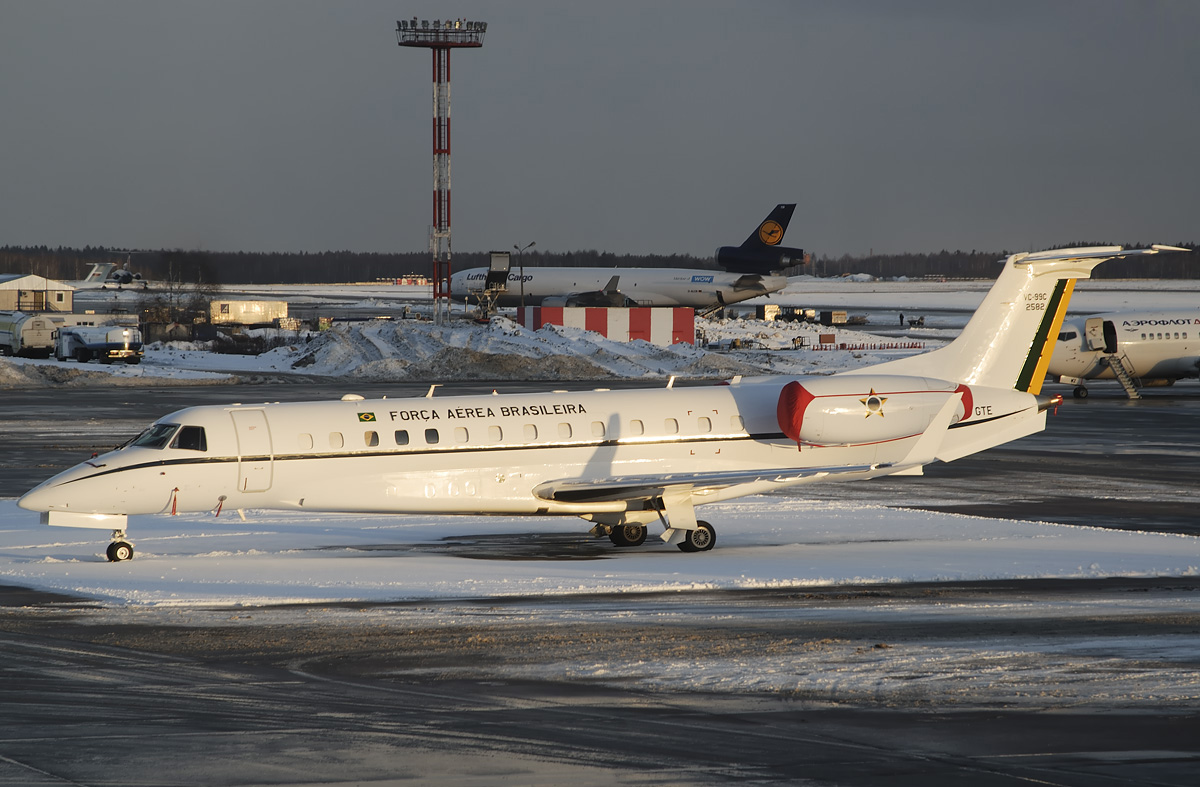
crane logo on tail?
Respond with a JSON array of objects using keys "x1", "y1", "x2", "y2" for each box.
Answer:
[{"x1": 758, "y1": 220, "x2": 783, "y2": 246}]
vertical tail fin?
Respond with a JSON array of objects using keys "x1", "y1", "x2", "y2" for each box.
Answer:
[
  {"x1": 846, "y1": 246, "x2": 1179, "y2": 391},
  {"x1": 716, "y1": 204, "x2": 806, "y2": 274},
  {"x1": 81, "y1": 263, "x2": 115, "y2": 284},
  {"x1": 742, "y1": 204, "x2": 796, "y2": 249}
]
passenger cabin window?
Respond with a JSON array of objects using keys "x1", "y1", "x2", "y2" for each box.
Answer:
[
  {"x1": 454, "y1": 427, "x2": 469, "y2": 444},
  {"x1": 425, "y1": 428, "x2": 439, "y2": 445},
  {"x1": 731, "y1": 415, "x2": 744, "y2": 431},
  {"x1": 132, "y1": 424, "x2": 178, "y2": 449},
  {"x1": 171, "y1": 426, "x2": 207, "y2": 452},
  {"x1": 395, "y1": 430, "x2": 409, "y2": 446},
  {"x1": 524, "y1": 424, "x2": 538, "y2": 441},
  {"x1": 488, "y1": 425, "x2": 503, "y2": 443},
  {"x1": 665, "y1": 418, "x2": 679, "y2": 435},
  {"x1": 559, "y1": 423, "x2": 572, "y2": 439},
  {"x1": 364, "y1": 431, "x2": 379, "y2": 447},
  {"x1": 299, "y1": 433, "x2": 314, "y2": 450},
  {"x1": 629, "y1": 419, "x2": 644, "y2": 436},
  {"x1": 697, "y1": 417, "x2": 711, "y2": 433},
  {"x1": 329, "y1": 432, "x2": 344, "y2": 449},
  {"x1": 591, "y1": 421, "x2": 605, "y2": 438}
]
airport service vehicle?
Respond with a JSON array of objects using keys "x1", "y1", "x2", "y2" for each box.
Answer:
[
  {"x1": 0, "y1": 312, "x2": 136, "y2": 358},
  {"x1": 55, "y1": 324, "x2": 143, "y2": 364},
  {"x1": 450, "y1": 204, "x2": 804, "y2": 310},
  {"x1": 19, "y1": 246, "x2": 1176, "y2": 562}
]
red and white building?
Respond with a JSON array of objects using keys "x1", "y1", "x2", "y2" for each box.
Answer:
[{"x1": 516, "y1": 307, "x2": 694, "y2": 347}]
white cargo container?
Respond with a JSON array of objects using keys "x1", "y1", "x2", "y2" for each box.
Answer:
[{"x1": 210, "y1": 300, "x2": 288, "y2": 325}]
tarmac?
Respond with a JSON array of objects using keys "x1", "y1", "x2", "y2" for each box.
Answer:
[{"x1": 1, "y1": 381, "x2": 1199, "y2": 785}]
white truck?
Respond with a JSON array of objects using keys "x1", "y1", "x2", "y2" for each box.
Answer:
[
  {"x1": 0, "y1": 312, "x2": 63, "y2": 357},
  {"x1": 55, "y1": 324, "x2": 144, "y2": 364}
]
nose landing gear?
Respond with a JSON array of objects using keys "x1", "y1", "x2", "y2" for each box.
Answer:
[{"x1": 106, "y1": 530, "x2": 135, "y2": 562}]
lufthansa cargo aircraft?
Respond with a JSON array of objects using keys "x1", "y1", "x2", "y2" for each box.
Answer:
[
  {"x1": 1050, "y1": 308, "x2": 1199, "y2": 398},
  {"x1": 449, "y1": 205, "x2": 806, "y2": 309},
  {"x1": 19, "y1": 246, "x2": 1175, "y2": 561}
]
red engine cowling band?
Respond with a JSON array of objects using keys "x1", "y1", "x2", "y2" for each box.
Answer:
[{"x1": 776, "y1": 376, "x2": 969, "y2": 449}]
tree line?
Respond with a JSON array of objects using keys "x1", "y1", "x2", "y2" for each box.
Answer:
[{"x1": 1, "y1": 243, "x2": 1195, "y2": 284}]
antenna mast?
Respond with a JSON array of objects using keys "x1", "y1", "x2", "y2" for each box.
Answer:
[{"x1": 396, "y1": 17, "x2": 487, "y2": 324}]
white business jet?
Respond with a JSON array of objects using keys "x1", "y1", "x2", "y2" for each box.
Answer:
[
  {"x1": 19, "y1": 246, "x2": 1173, "y2": 561},
  {"x1": 1050, "y1": 308, "x2": 1199, "y2": 398}
]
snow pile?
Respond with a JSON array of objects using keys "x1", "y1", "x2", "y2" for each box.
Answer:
[{"x1": 1, "y1": 315, "x2": 928, "y2": 386}]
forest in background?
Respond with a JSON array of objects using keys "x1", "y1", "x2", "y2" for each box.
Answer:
[{"x1": 1, "y1": 243, "x2": 1196, "y2": 285}]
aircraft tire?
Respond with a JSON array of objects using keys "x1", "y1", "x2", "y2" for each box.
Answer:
[
  {"x1": 608, "y1": 524, "x2": 647, "y2": 547},
  {"x1": 677, "y1": 521, "x2": 716, "y2": 553},
  {"x1": 1073, "y1": 386, "x2": 1089, "y2": 399},
  {"x1": 106, "y1": 541, "x2": 134, "y2": 562}
]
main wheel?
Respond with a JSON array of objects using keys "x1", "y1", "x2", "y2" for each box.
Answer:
[
  {"x1": 1073, "y1": 385, "x2": 1088, "y2": 399},
  {"x1": 677, "y1": 521, "x2": 716, "y2": 553},
  {"x1": 608, "y1": 524, "x2": 647, "y2": 547},
  {"x1": 106, "y1": 541, "x2": 134, "y2": 562}
]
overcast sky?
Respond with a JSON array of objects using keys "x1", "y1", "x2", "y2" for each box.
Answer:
[{"x1": 1, "y1": 1, "x2": 1196, "y2": 258}]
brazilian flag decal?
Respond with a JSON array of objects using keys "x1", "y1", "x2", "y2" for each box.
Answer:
[{"x1": 358, "y1": 413, "x2": 377, "y2": 423}]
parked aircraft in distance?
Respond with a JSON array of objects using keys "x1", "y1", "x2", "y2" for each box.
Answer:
[
  {"x1": 449, "y1": 204, "x2": 806, "y2": 310},
  {"x1": 1050, "y1": 307, "x2": 1199, "y2": 398},
  {"x1": 70, "y1": 261, "x2": 147, "y2": 290},
  {"x1": 19, "y1": 246, "x2": 1176, "y2": 562}
]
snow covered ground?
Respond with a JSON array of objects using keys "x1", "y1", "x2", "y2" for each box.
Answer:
[{"x1": 2, "y1": 497, "x2": 1196, "y2": 608}]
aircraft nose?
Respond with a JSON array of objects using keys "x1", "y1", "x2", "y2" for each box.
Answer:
[{"x1": 17, "y1": 482, "x2": 55, "y2": 513}]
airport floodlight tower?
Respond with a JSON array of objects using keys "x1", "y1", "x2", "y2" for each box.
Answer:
[{"x1": 396, "y1": 17, "x2": 487, "y2": 324}]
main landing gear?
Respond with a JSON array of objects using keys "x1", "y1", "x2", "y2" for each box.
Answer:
[
  {"x1": 608, "y1": 524, "x2": 648, "y2": 547},
  {"x1": 600, "y1": 520, "x2": 717, "y2": 552},
  {"x1": 677, "y1": 521, "x2": 716, "y2": 553},
  {"x1": 106, "y1": 529, "x2": 134, "y2": 562}
]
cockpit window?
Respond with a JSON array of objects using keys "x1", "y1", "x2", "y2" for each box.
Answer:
[
  {"x1": 1057, "y1": 331, "x2": 1077, "y2": 342},
  {"x1": 130, "y1": 423, "x2": 179, "y2": 449},
  {"x1": 171, "y1": 426, "x2": 208, "y2": 452}
]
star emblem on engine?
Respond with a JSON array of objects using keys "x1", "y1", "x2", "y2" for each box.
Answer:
[{"x1": 860, "y1": 389, "x2": 887, "y2": 418}]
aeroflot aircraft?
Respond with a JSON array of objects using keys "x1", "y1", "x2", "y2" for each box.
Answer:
[
  {"x1": 1050, "y1": 309, "x2": 1200, "y2": 397},
  {"x1": 449, "y1": 204, "x2": 805, "y2": 309},
  {"x1": 19, "y1": 246, "x2": 1175, "y2": 561}
]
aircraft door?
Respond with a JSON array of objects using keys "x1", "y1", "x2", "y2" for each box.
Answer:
[
  {"x1": 1102, "y1": 320, "x2": 1119, "y2": 354},
  {"x1": 1084, "y1": 318, "x2": 1106, "y2": 351},
  {"x1": 230, "y1": 409, "x2": 273, "y2": 492}
]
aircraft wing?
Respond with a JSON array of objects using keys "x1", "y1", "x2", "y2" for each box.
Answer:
[
  {"x1": 532, "y1": 464, "x2": 877, "y2": 505},
  {"x1": 731, "y1": 274, "x2": 769, "y2": 292}
]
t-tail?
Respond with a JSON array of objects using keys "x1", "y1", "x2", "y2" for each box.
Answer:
[
  {"x1": 715, "y1": 204, "x2": 807, "y2": 275},
  {"x1": 80, "y1": 263, "x2": 116, "y2": 284},
  {"x1": 846, "y1": 245, "x2": 1186, "y2": 393}
]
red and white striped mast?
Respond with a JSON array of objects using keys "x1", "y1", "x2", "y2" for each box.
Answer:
[{"x1": 396, "y1": 17, "x2": 487, "y2": 324}]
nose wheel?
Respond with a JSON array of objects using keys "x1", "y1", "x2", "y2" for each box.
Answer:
[{"x1": 106, "y1": 530, "x2": 135, "y2": 562}]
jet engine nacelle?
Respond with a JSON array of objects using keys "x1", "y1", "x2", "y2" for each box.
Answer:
[
  {"x1": 715, "y1": 245, "x2": 807, "y2": 275},
  {"x1": 775, "y1": 375, "x2": 971, "y2": 448}
]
